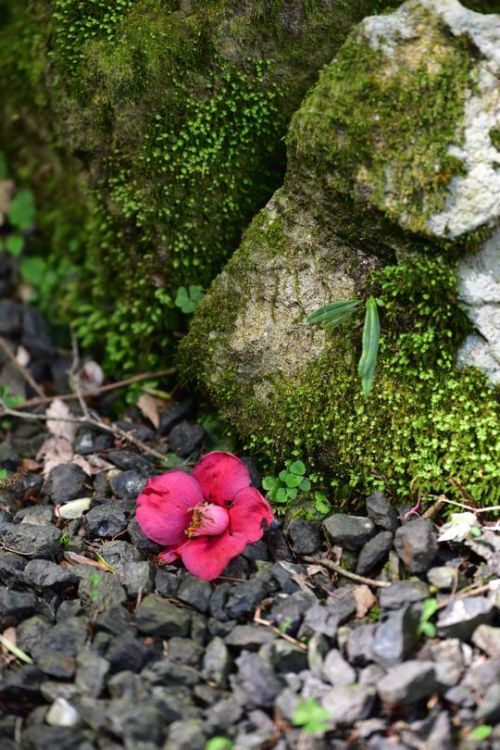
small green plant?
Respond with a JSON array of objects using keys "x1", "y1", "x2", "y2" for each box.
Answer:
[
  {"x1": 292, "y1": 698, "x2": 331, "y2": 735},
  {"x1": 262, "y1": 459, "x2": 329, "y2": 514},
  {"x1": 2, "y1": 188, "x2": 36, "y2": 257},
  {"x1": 470, "y1": 725, "x2": 493, "y2": 741},
  {"x1": 418, "y1": 597, "x2": 439, "y2": 638},
  {"x1": 369, "y1": 604, "x2": 381, "y2": 623},
  {"x1": 0, "y1": 386, "x2": 25, "y2": 409},
  {"x1": 175, "y1": 285, "x2": 204, "y2": 314},
  {"x1": 88, "y1": 571, "x2": 102, "y2": 601},
  {"x1": 308, "y1": 295, "x2": 381, "y2": 395},
  {"x1": 205, "y1": 738, "x2": 234, "y2": 750},
  {"x1": 0, "y1": 469, "x2": 9, "y2": 482},
  {"x1": 59, "y1": 532, "x2": 72, "y2": 549}
]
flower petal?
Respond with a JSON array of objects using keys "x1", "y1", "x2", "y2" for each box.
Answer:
[
  {"x1": 135, "y1": 470, "x2": 203, "y2": 546},
  {"x1": 180, "y1": 532, "x2": 248, "y2": 581},
  {"x1": 229, "y1": 487, "x2": 274, "y2": 544},
  {"x1": 193, "y1": 451, "x2": 251, "y2": 504}
]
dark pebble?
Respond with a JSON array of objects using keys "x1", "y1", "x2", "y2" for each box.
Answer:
[
  {"x1": 168, "y1": 421, "x2": 205, "y2": 457},
  {"x1": 45, "y1": 463, "x2": 88, "y2": 504}
]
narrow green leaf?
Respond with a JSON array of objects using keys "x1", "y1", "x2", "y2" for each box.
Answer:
[
  {"x1": 470, "y1": 725, "x2": 493, "y2": 741},
  {"x1": 308, "y1": 299, "x2": 360, "y2": 328},
  {"x1": 358, "y1": 296, "x2": 380, "y2": 396},
  {"x1": 0, "y1": 634, "x2": 33, "y2": 664}
]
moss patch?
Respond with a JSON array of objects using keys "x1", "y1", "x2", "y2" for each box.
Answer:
[{"x1": 287, "y1": 6, "x2": 474, "y2": 235}]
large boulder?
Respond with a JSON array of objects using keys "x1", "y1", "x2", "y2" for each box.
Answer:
[
  {"x1": 180, "y1": 0, "x2": 500, "y2": 505},
  {"x1": 0, "y1": 0, "x2": 398, "y2": 372}
]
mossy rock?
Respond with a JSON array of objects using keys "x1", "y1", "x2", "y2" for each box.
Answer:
[
  {"x1": 179, "y1": 0, "x2": 500, "y2": 507},
  {"x1": 0, "y1": 0, "x2": 401, "y2": 373}
]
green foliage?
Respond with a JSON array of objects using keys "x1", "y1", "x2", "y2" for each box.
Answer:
[
  {"x1": 359, "y1": 296, "x2": 380, "y2": 396},
  {"x1": 1, "y1": 186, "x2": 36, "y2": 257},
  {"x1": 0, "y1": 469, "x2": 9, "y2": 481},
  {"x1": 292, "y1": 698, "x2": 331, "y2": 735},
  {"x1": 470, "y1": 725, "x2": 493, "y2": 741},
  {"x1": 288, "y1": 9, "x2": 473, "y2": 234},
  {"x1": 59, "y1": 532, "x2": 72, "y2": 549},
  {"x1": 418, "y1": 597, "x2": 438, "y2": 638},
  {"x1": 262, "y1": 459, "x2": 330, "y2": 515},
  {"x1": 0, "y1": 386, "x2": 25, "y2": 409},
  {"x1": 309, "y1": 295, "x2": 381, "y2": 395},
  {"x1": 175, "y1": 286, "x2": 204, "y2": 315},
  {"x1": 204, "y1": 739, "x2": 234, "y2": 750}
]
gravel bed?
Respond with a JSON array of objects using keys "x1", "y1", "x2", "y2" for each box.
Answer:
[{"x1": 0, "y1": 303, "x2": 500, "y2": 750}]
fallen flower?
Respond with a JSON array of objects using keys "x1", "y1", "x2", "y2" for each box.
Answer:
[{"x1": 135, "y1": 451, "x2": 273, "y2": 581}]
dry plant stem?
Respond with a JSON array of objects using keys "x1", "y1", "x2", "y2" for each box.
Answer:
[
  {"x1": 69, "y1": 329, "x2": 91, "y2": 420},
  {"x1": 254, "y1": 608, "x2": 308, "y2": 651},
  {"x1": 437, "y1": 582, "x2": 495, "y2": 611},
  {"x1": 302, "y1": 555, "x2": 391, "y2": 588},
  {"x1": 0, "y1": 401, "x2": 170, "y2": 466},
  {"x1": 14, "y1": 368, "x2": 177, "y2": 411},
  {"x1": 0, "y1": 336, "x2": 45, "y2": 398}
]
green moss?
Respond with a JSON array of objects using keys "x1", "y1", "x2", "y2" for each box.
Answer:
[
  {"x1": 185, "y1": 254, "x2": 499, "y2": 506},
  {"x1": 1, "y1": 0, "x2": 403, "y2": 374},
  {"x1": 288, "y1": 7, "x2": 474, "y2": 235}
]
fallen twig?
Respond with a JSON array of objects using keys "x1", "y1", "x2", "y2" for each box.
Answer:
[
  {"x1": 254, "y1": 605, "x2": 308, "y2": 651},
  {"x1": 12, "y1": 368, "x2": 176, "y2": 411},
  {"x1": 0, "y1": 336, "x2": 45, "y2": 398},
  {"x1": 301, "y1": 556, "x2": 391, "y2": 588},
  {"x1": 0, "y1": 400, "x2": 170, "y2": 466}
]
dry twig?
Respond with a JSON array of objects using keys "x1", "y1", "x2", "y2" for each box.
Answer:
[
  {"x1": 254, "y1": 605, "x2": 308, "y2": 651},
  {"x1": 0, "y1": 336, "x2": 45, "y2": 398},
  {"x1": 301, "y1": 555, "x2": 391, "y2": 588}
]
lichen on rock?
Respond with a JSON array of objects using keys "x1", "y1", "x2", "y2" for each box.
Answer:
[{"x1": 180, "y1": 0, "x2": 500, "y2": 506}]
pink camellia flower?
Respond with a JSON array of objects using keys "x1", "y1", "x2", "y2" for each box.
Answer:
[{"x1": 135, "y1": 451, "x2": 273, "y2": 581}]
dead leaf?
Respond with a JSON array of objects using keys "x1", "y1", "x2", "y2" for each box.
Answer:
[
  {"x1": 15, "y1": 345, "x2": 30, "y2": 368},
  {"x1": 55, "y1": 498, "x2": 92, "y2": 519},
  {"x1": 46, "y1": 399, "x2": 78, "y2": 443},
  {"x1": 79, "y1": 360, "x2": 104, "y2": 395},
  {"x1": 137, "y1": 393, "x2": 160, "y2": 429},
  {"x1": 63, "y1": 551, "x2": 112, "y2": 572},
  {"x1": 0, "y1": 179, "x2": 15, "y2": 225},
  {"x1": 438, "y1": 512, "x2": 478, "y2": 543},
  {"x1": 38, "y1": 435, "x2": 74, "y2": 478},
  {"x1": 353, "y1": 585, "x2": 377, "y2": 618}
]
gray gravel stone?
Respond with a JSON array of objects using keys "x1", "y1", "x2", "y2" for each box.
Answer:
[
  {"x1": 203, "y1": 637, "x2": 232, "y2": 687},
  {"x1": 163, "y1": 719, "x2": 206, "y2": 750},
  {"x1": 85, "y1": 505, "x2": 127, "y2": 538},
  {"x1": 177, "y1": 574, "x2": 212, "y2": 613},
  {"x1": 136, "y1": 594, "x2": 191, "y2": 637},
  {"x1": 169, "y1": 637, "x2": 204, "y2": 668},
  {"x1": 373, "y1": 605, "x2": 421, "y2": 668},
  {"x1": 235, "y1": 651, "x2": 282, "y2": 707},
  {"x1": 322, "y1": 648, "x2": 356, "y2": 686},
  {"x1": 356, "y1": 531, "x2": 393, "y2": 575},
  {"x1": 268, "y1": 640, "x2": 308, "y2": 674},
  {"x1": 472, "y1": 624, "x2": 500, "y2": 657},
  {"x1": 119, "y1": 561, "x2": 153, "y2": 597},
  {"x1": 287, "y1": 519, "x2": 321, "y2": 555},
  {"x1": 476, "y1": 683, "x2": 500, "y2": 723},
  {"x1": 346, "y1": 624, "x2": 376, "y2": 666},
  {"x1": 322, "y1": 684, "x2": 376, "y2": 724},
  {"x1": 45, "y1": 463, "x2": 88, "y2": 504},
  {"x1": 323, "y1": 514, "x2": 375, "y2": 550},
  {"x1": 110, "y1": 470, "x2": 147, "y2": 500},
  {"x1": 168, "y1": 421, "x2": 205, "y2": 457},
  {"x1": 377, "y1": 660, "x2": 439, "y2": 705},
  {"x1": 75, "y1": 647, "x2": 110, "y2": 697},
  {"x1": 79, "y1": 571, "x2": 127, "y2": 617},
  {"x1": 427, "y1": 566, "x2": 458, "y2": 591},
  {"x1": 394, "y1": 519, "x2": 438, "y2": 573},
  {"x1": 14, "y1": 505, "x2": 53, "y2": 525},
  {"x1": 0, "y1": 586, "x2": 41, "y2": 625},
  {"x1": 0, "y1": 522, "x2": 60, "y2": 558},
  {"x1": 437, "y1": 596, "x2": 494, "y2": 640},
  {"x1": 23, "y1": 559, "x2": 77, "y2": 590},
  {"x1": 366, "y1": 492, "x2": 399, "y2": 532},
  {"x1": 225, "y1": 625, "x2": 276, "y2": 650},
  {"x1": 378, "y1": 579, "x2": 429, "y2": 610}
]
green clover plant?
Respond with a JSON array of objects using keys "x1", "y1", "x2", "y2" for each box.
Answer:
[
  {"x1": 418, "y1": 597, "x2": 439, "y2": 638},
  {"x1": 292, "y1": 698, "x2": 331, "y2": 735},
  {"x1": 262, "y1": 459, "x2": 330, "y2": 515},
  {"x1": 175, "y1": 285, "x2": 204, "y2": 314},
  {"x1": 3, "y1": 188, "x2": 36, "y2": 257}
]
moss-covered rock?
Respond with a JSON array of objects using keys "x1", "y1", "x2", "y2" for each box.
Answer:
[
  {"x1": 0, "y1": 0, "x2": 400, "y2": 372},
  {"x1": 180, "y1": 0, "x2": 500, "y2": 507}
]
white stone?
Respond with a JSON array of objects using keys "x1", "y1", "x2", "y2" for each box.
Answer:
[
  {"x1": 458, "y1": 229, "x2": 500, "y2": 384},
  {"x1": 46, "y1": 696, "x2": 80, "y2": 727}
]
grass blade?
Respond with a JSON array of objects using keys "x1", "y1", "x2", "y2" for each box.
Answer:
[
  {"x1": 0, "y1": 633, "x2": 33, "y2": 664},
  {"x1": 308, "y1": 299, "x2": 360, "y2": 328},
  {"x1": 358, "y1": 296, "x2": 380, "y2": 396}
]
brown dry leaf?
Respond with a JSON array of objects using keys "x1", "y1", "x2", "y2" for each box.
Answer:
[
  {"x1": 353, "y1": 584, "x2": 377, "y2": 618},
  {"x1": 38, "y1": 436, "x2": 74, "y2": 478},
  {"x1": 306, "y1": 565, "x2": 325, "y2": 577},
  {"x1": 15, "y1": 345, "x2": 30, "y2": 368},
  {"x1": 137, "y1": 393, "x2": 160, "y2": 429},
  {"x1": 63, "y1": 551, "x2": 111, "y2": 571},
  {"x1": 21, "y1": 458, "x2": 41, "y2": 472},
  {"x1": 46, "y1": 399, "x2": 78, "y2": 443},
  {"x1": 0, "y1": 179, "x2": 15, "y2": 225}
]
